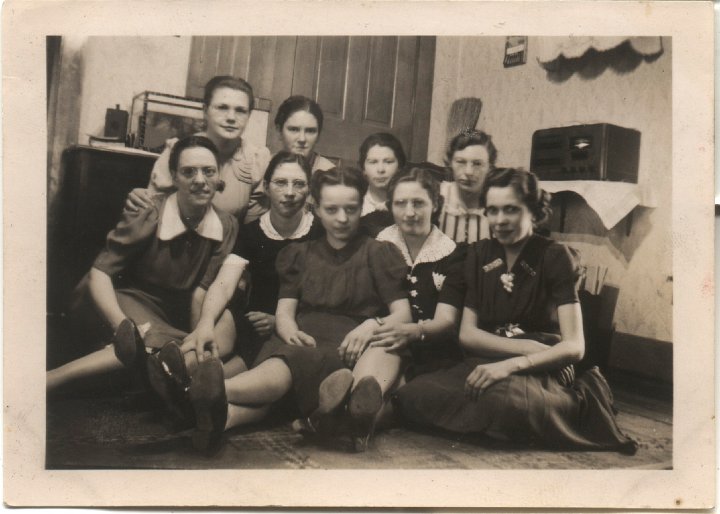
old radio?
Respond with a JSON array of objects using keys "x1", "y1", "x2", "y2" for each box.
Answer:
[{"x1": 530, "y1": 123, "x2": 640, "y2": 183}]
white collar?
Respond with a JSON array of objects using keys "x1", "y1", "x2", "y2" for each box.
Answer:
[
  {"x1": 259, "y1": 211, "x2": 315, "y2": 241},
  {"x1": 157, "y1": 193, "x2": 224, "y2": 242},
  {"x1": 376, "y1": 225, "x2": 456, "y2": 268},
  {"x1": 361, "y1": 192, "x2": 388, "y2": 216},
  {"x1": 440, "y1": 181, "x2": 485, "y2": 216}
]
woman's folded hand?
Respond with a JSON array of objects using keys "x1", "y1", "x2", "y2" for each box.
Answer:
[
  {"x1": 369, "y1": 322, "x2": 420, "y2": 352},
  {"x1": 464, "y1": 360, "x2": 517, "y2": 401},
  {"x1": 286, "y1": 330, "x2": 316, "y2": 347},
  {"x1": 338, "y1": 320, "x2": 376, "y2": 367}
]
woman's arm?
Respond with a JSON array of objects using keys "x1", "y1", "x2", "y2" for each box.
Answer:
[
  {"x1": 459, "y1": 306, "x2": 551, "y2": 358},
  {"x1": 87, "y1": 267, "x2": 126, "y2": 333},
  {"x1": 275, "y1": 298, "x2": 316, "y2": 347},
  {"x1": 184, "y1": 258, "x2": 247, "y2": 358},
  {"x1": 339, "y1": 298, "x2": 411, "y2": 366},
  {"x1": 369, "y1": 303, "x2": 459, "y2": 352},
  {"x1": 464, "y1": 303, "x2": 585, "y2": 400}
]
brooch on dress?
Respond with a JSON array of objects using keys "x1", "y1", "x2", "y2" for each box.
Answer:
[
  {"x1": 483, "y1": 258, "x2": 503, "y2": 272},
  {"x1": 432, "y1": 272, "x2": 446, "y2": 291},
  {"x1": 519, "y1": 260, "x2": 536, "y2": 277},
  {"x1": 500, "y1": 272, "x2": 515, "y2": 293}
]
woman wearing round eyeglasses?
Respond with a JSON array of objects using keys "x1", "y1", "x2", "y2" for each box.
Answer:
[
  {"x1": 126, "y1": 76, "x2": 272, "y2": 224},
  {"x1": 47, "y1": 136, "x2": 239, "y2": 393}
]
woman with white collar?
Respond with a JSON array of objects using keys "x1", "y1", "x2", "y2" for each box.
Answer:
[
  {"x1": 358, "y1": 132, "x2": 407, "y2": 237},
  {"x1": 47, "y1": 136, "x2": 240, "y2": 393},
  {"x1": 439, "y1": 129, "x2": 497, "y2": 244},
  {"x1": 372, "y1": 166, "x2": 466, "y2": 380}
]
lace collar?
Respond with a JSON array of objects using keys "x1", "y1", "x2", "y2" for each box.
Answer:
[
  {"x1": 259, "y1": 211, "x2": 315, "y2": 241},
  {"x1": 361, "y1": 192, "x2": 388, "y2": 216},
  {"x1": 377, "y1": 225, "x2": 456, "y2": 267},
  {"x1": 157, "y1": 193, "x2": 223, "y2": 242}
]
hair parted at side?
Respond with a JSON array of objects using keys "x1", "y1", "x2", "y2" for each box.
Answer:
[
  {"x1": 445, "y1": 129, "x2": 498, "y2": 168},
  {"x1": 203, "y1": 75, "x2": 255, "y2": 111},
  {"x1": 310, "y1": 166, "x2": 367, "y2": 205},
  {"x1": 358, "y1": 132, "x2": 407, "y2": 170},
  {"x1": 263, "y1": 151, "x2": 312, "y2": 183},
  {"x1": 274, "y1": 95, "x2": 324, "y2": 133},
  {"x1": 479, "y1": 167, "x2": 552, "y2": 225},
  {"x1": 168, "y1": 135, "x2": 220, "y2": 174},
  {"x1": 386, "y1": 166, "x2": 444, "y2": 226}
]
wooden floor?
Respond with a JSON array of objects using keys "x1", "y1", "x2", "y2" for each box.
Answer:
[{"x1": 46, "y1": 370, "x2": 671, "y2": 470}]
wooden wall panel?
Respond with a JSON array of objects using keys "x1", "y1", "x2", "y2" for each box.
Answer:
[
  {"x1": 292, "y1": 37, "x2": 319, "y2": 97},
  {"x1": 315, "y1": 37, "x2": 349, "y2": 117},
  {"x1": 247, "y1": 36, "x2": 277, "y2": 100},
  {"x1": 364, "y1": 36, "x2": 398, "y2": 125}
]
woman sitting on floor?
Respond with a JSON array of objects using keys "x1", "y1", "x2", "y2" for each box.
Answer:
[
  {"x1": 181, "y1": 166, "x2": 412, "y2": 453},
  {"x1": 372, "y1": 166, "x2": 466, "y2": 380},
  {"x1": 47, "y1": 136, "x2": 241, "y2": 396},
  {"x1": 358, "y1": 132, "x2": 407, "y2": 237},
  {"x1": 394, "y1": 167, "x2": 638, "y2": 453}
]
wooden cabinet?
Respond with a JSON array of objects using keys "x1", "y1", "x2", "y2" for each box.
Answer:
[
  {"x1": 48, "y1": 146, "x2": 157, "y2": 314},
  {"x1": 186, "y1": 36, "x2": 435, "y2": 164}
]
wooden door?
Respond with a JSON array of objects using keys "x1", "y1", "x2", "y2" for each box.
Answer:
[
  {"x1": 290, "y1": 36, "x2": 435, "y2": 165},
  {"x1": 187, "y1": 36, "x2": 435, "y2": 164}
]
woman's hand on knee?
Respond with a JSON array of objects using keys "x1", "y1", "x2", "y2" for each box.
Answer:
[
  {"x1": 369, "y1": 322, "x2": 419, "y2": 353},
  {"x1": 464, "y1": 361, "x2": 514, "y2": 401},
  {"x1": 287, "y1": 330, "x2": 316, "y2": 347},
  {"x1": 339, "y1": 321, "x2": 376, "y2": 367},
  {"x1": 246, "y1": 311, "x2": 275, "y2": 338},
  {"x1": 182, "y1": 322, "x2": 218, "y2": 362},
  {"x1": 125, "y1": 188, "x2": 153, "y2": 212}
]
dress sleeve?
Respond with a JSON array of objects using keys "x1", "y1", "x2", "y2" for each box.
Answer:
[
  {"x1": 463, "y1": 242, "x2": 481, "y2": 310},
  {"x1": 244, "y1": 145, "x2": 272, "y2": 224},
  {"x1": 92, "y1": 202, "x2": 161, "y2": 277},
  {"x1": 544, "y1": 242, "x2": 580, "y2": 306},
  {"x1": 198, "y1": 213, "x2": 240, "y2": 290},
  {"x1": 147, "y1": 138, "x2": 178, "y2": 193},
  {"x1": 232, "y1": 222, "x2": 251, "y2": 260},
  {"x1": 276, "y1": 242, "x2": 305, "y2": 299},
  {"x1": 437, "y1": 246, "x2": 467, "y2": 309},
  {"x1": 368, "y1": 240, "x2": 408, "y2": 305}
]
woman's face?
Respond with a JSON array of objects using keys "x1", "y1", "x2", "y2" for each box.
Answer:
[
  {"x1": 391, "y1": 181, "x2": 435, "y2": 238},
  {"x1": 315, "y1": 184, "x2": 362, "y2": 247},
  {"x1": 450, "y1": 144, "x2": 491, "y2": 195},
  {"x1": 363, "y1": 145, "x2": 400, "y2": 192},
  {"x1": 173, "y1": 146, "x2": 221, "y2": 210},
  {"x1": 266, "y1": 163, "x2": 310, "y2": 218},
  {"x1": 485, "y1": 186, "x2": 534, "y2": 247},
  {"x1": 281, "y1": 110, "x2": 320, "y2": 158},
  {"x1": 204, "y1": 87, "x2": 251, "y2": 143}
]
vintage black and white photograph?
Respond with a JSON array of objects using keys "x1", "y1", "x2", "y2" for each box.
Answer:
[{"x1": 4, "y1": 1, "x2": 715, "y2": 509}]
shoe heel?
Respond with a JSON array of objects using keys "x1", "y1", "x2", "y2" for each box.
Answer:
[
  {"x1": 113, "y1": 318, "x2": 142, "y2": 368},
  {"x1": 348, "y1": 376, "x2": 382, "y2": 452},
  {"x1": 188, "y1": 359, "x2": 227, "y2": 453}
]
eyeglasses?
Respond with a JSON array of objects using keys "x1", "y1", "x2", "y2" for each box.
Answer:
[
  {"x1": 178, "y1": 166, "x2": 218, "y2": 179},
  {"x1": 269, "y1": 179, "x2": 308, "y2": 191}
]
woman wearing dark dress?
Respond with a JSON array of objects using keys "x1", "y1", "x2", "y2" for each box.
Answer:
[
  {"x1": 185, "y1": 167, "x2": 412, "y2": 453},
  {"x1": 394, "y1": 168, "x2": 637, "y2": 453},
  {"x1": 358, "y1": 132, "x2": 407, "y2": 237},
  {"x1": 372, "y1": 167, "x2": 466, "y2": 378}
]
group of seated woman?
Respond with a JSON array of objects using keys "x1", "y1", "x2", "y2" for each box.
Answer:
[{"x1": 47, "y1": 75, "x2": 638, "y2": 456}]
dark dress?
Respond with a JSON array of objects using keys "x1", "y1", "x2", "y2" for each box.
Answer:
[
  {"x1": 394, "y1": 234, "x2": 638, "y2": 453},
  {"x1": 231, "y1": 212, "x2": 323, "y2": 363},
  {"x1": 376, "y1": 225, "x2": 466, "y2": 376},
  {"x1": 254, "y1": 233, "x2": 407, "y2": 417},
  {"x1": 75, "y1": 194, "x2": 238, "y2": 349}
]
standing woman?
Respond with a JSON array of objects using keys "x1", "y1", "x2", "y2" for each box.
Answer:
[
  {"x1": 184, "y1": 167, "x2": 412, "y2": 453},
  {"x1": 127, "y1": 76, "x2": 271, "y2": 223},
  {"x1": 274, "y1": 95, "x2": 335, "y2": 173},
  {"x1": 439, "y1": 129, "x2": 497, "y2": 244},
  {"x1": 372, "y1": 167, "x2": 465, "y2": 378},
  {"x1": 358, "y1": 132, "x2": 407, "y2": 237},
  {"x1": 394, "y1": 168, "x2": 637, "y2": 453}
]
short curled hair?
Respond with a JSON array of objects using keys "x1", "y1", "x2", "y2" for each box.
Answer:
[
  {"x1": 263, "y1": 151, "x2": 312, "y2": 184},
  {"x1": 168, "y1": 135, "x2": 220, "y2": 174},
  {"x1": 204, "y1": 75, "x2": 255, "y2": 112},
  {"x1": 479, "y1": 167, "x2": 552, "y2": 225},
  {"x1": 274, "y1": 95, "x2": 324, "y2": 133},
  {"x1": 310, "y1": 166, "x2": 367, "y2": 205},
  {"x1": 386, "y1": 166, "x2": 444, "y2": 226},
  {"x1": 358, "y1": 132, "x2": 407, "y2": 170},
  {"x1": 445, "y1": 129, "x2": 498, "y2": 168}
]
